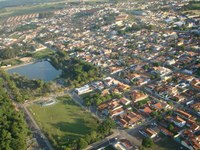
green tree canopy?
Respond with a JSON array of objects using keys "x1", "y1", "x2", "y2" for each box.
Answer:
[{"x1": 142, "y1": 137, "x2": 154, "y2": 148}]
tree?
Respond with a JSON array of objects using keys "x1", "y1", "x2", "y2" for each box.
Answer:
[
  {"x1": 0, "y1": 78, "x2": 28, "y2": 150},
  {"x1": 78, "y1": 138, "x2": 88, "y2": 149},
  {"x1": 142, "y1": 137, "x2": 154, "y2": 148},
  {"x1": 84, "y1": 134, "x2": 92, "y2": 144},
  {"x1": 85, "y1": 98, "x2": 92, "y2": 106},
  {"x1": 138, "y1": 101, "x2": 143, "y2": 107},
  {"x1": 166, "y1": 110, "x2": 173, "y2": 116},
  {"x1": 90, "y1": 131, "x2": 97, "y2": 142},
  {"x1": 95, "y1": 98, "x2": 102, "y2": 106},
  {"x1": 98, "y1": 118, "x2": 116, "y2": 136},
  {"x1": 143, "y1": 65, "x2": 149, "y2": 71},
  {"x1": 153, "y1": 62, "x2": 161, "y2": 67},
  {"x1": 167, "y1": 101, "x2": 173, "y2": 106},
  {"x1": 157, "y1": 115, "x2": 162, "y2": 121},
  {"x1": 168, "y1": 124, "x2": 174, "y2": 131},
  {"x1": 151, "y1": 111, "x2": 158, "y2": 117},
  {"x1": 139, "y1": 146, "x2": 145, "y2": 150}
]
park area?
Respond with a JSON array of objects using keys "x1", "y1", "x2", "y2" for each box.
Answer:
[{"x1": 28, "y1": 95, "x2": 99, "y2": 149}]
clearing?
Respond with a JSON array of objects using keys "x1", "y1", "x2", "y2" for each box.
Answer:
[{"x1": 28, "y1": 95, "x2": 99, "y2": 149}]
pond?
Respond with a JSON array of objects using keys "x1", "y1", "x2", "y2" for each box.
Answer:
[{"x1": 7, "y1": 61, "x2": 61, "y2": 82}]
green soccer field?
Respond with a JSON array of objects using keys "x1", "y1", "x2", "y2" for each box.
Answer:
[{"x1": 29, "y1": 95, "x2": 99, "y2": 149}]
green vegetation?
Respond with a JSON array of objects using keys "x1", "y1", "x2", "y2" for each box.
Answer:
[
  {"x1": 10, "y1": 73, "x2": 57, "y2": 101},
  {"x1": 0, "y1": 70, "x2": 56, "y2": 102},
  {"x1": 0, "y1": 44, "x2": 52, "y2": 63},
  {"x1": 50, "y1": 51, "x2": 102, "y2": 87},
  {"x1": 0, "y1": 70, "x2": 28, "y2": 150},
  {"x1": 0, "y1": 42, "x2": 35, "y2": 60},
  {"x1": 168, "y1": 124, "x2": 174, "y2": 132},
  {"x1": 83, "y1": 91, "x2": 122, "y2": 106},
  {"x1": 142, "y1": 137, "x2": 154, "y2": 148},
  {"x1": 0, "y1": 70, "x2": 23, "y2": 102},
  {"x1": 136, "y1": 98, "x2": 150, "y2": 107},
  {"x1": 29, "y1": 96, "x2": 115, "y2": 150},
  {"x1": 0, "y1": 48, "x2": 19, "y2": 60},
  {"x1": 32, "y1": 48, "x2": 55, "y2": 59},
  {"x1": 1, "y1": 58, "x2": 23, "y2": 66},
  {"x1": 64, "y1": 58, "x2": 101, "y2": 87},
  {"x1": 29, "y1": 96, "x2": 98, "y2": 149}
]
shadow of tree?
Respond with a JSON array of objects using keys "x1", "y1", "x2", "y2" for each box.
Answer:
[
  {"x1": 155, "y1": 136, "x2": 188, "y2": 150},
  {"x1": 50, "y1": 119, "x2": 93, "y2": 149},
  {"x1": 51, "y1": 118, "x2": 91, "y2": 136}
]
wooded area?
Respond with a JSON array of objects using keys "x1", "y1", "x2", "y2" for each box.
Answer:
[{"x1": 0, "y1": 70, "x2": 28, "y2": 149}]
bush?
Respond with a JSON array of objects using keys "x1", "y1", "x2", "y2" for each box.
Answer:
[
  {"x1": 142, "y1": 137, "x2": 154, "y2": 148},
  {"x1": 78, "y1": 138, "x2": 88, "y2": 150}
]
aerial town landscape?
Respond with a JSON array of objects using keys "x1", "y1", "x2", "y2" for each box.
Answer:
[{"x1": 0, "y1": 0, "x2": 199, "y2": 150}]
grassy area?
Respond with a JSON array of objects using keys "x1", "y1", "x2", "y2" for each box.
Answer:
[
  {"x1": 32, "y1": 48, "x2": 55, "y2": 59},
  {"x1": 28, "y1": 95, "x2": 98, "y2": 149},
  {"x1": 1, "y1": 58, "x2": 23, "y2": 66}
]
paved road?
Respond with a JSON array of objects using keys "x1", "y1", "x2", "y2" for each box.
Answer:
[
  {"x1": 86, "y1": 131, "x2": 118, "y2": 150},
  {"x1": 89, "y1": 138, "x2": 116, "y2": 150}
]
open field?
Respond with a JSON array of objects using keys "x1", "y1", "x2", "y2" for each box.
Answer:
[{"x1": 28, "y1": 95, "x2": 99, "y2": 149}]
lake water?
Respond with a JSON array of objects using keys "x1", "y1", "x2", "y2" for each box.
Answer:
[{"x1": 8, "y1": 61, "x2": 61, "y2": 82}]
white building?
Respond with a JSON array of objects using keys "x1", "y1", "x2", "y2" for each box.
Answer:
[{"x1": 75, "y1": 84, "x2": 91, "y2": 95}]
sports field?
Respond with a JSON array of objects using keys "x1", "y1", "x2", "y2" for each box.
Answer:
[{"x1": 29, "y1": 95, "x2": 98, "y2": 149}]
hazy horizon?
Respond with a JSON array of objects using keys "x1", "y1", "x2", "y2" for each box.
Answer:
[{"x1": 0, "y1": 0, "x2": 64, "y2": 8}]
